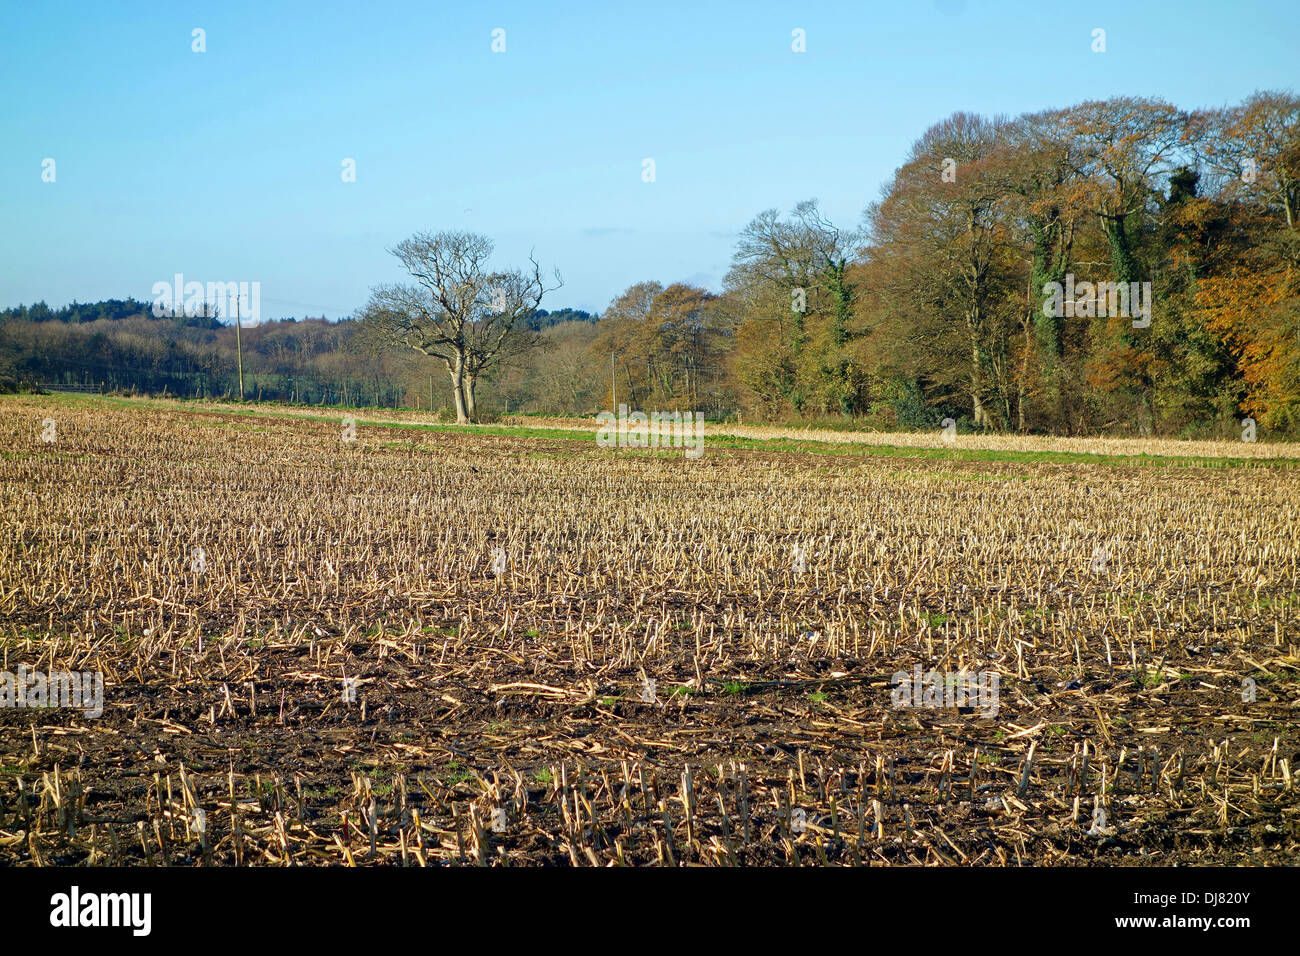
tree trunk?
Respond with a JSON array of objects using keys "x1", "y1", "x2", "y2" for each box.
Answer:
[
  {"x1": 464, "y1": 375, "x2": 478, "y2": 422},
  {"x1": 449, "y1": 358, "x2": 469, "y2": 424},
  {"x1": 967, "y1": 307, "x2": 990, "y2": 428},
  {"x1": 972, "y1": 386, "x2": 989, "y2": 427}
]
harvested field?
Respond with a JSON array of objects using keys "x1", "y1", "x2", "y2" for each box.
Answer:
[{"x1": 1, "y1": 393, "x2": 1298, "y2": 866}]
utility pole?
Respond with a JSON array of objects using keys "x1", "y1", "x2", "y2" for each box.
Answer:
[
  {"x1": 611, "y1": 353, "x2": 617, "y2": 410},
  {"x1": 1020, "y1": 258, "x2": 1033, "y2": 433},
  {"x1": 234, "y1": 295, "x2": 245, "y2": 401}
]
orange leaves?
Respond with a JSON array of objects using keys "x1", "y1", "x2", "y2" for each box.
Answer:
[{"x1": 1196, "y1": 269, "x2": 1299, "y2": 419}]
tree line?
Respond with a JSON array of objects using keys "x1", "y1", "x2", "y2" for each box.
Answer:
[
  {"x1": 5, "y1": 91, "x2": 1297, "y2": 437},
  {"x1": 584, "y1": 91, "x2": 1297, "y2": 437},
  {"x1": 0, "y1": 298, "x2": 591, "y2": 412}
]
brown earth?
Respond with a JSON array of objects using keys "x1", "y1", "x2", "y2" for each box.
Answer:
[{"x1": 1, "y1": 394, "x2": 1297, "y2": 866}]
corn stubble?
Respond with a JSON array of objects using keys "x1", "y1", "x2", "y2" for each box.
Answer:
[{"x1": 1, "y1": 395, "x2": 1297, "y2": 866}]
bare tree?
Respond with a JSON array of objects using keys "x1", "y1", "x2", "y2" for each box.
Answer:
[
  {"x1": 726, "y1": 199, "x2": 858, "y2": 291},
  {"x1": 360, "y1": 231, "x2": 561, "y2": 422}
]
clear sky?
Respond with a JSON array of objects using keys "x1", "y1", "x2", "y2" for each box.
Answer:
[{"x1": 2, "y1": 0, "x2": 1297, "y2": 319}]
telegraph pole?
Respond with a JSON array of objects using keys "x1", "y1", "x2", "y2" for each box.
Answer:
[
  {"x1": 234, "y1": 295, "x2": 245, "y2": 401},
  {"x1": 611, "y1": 353, "x2": 617, "y2": 409}
]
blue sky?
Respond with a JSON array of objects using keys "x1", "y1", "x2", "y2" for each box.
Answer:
[{"x1": 2, "y1": 0, "x2": 1297, "y2": 318}]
